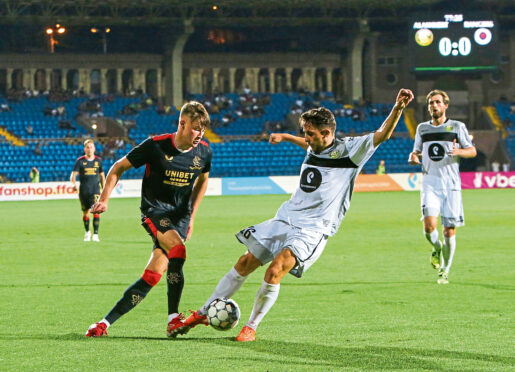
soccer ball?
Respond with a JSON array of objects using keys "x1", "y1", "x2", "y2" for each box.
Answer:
[{"x1": 207, "y1": 297, "x2": 240, "y2": 331}]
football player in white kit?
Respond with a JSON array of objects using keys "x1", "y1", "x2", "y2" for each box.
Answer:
[
  {"x1": 409, "y1": 90, "x2": 476, "y2": 284},
  {"x1": 168, "y1": 89, "x2": 414, "y2": 341}
]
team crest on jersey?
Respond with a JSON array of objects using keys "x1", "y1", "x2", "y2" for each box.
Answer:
[
  {"x1": 329, "y1": 150, "x2": 340, "y2": 159},
  {"x1": 165, "y1": 155, "x2": 174, "y2": 161},
  {"x1": 160, "y1": 218, "x2": 171, "y2": 227},
  {"x1": 190, "y1": 156, "x2": 203, "y2": 170},
  {"x1": 445, "y1": 125, "x2": 453, "y2": 132},
  {"x1": 193, "y1": 156, "x2": 201, "y2": 167},
  {"x1": 94, "y1": 161, "x2": 98, "y2": 167},
  {"x1": 83, "y1": 162, "x2": 87, "y2": 165}
]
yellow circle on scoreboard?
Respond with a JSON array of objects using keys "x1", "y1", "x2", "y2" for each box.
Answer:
[{"x1": 415, "y1": 29, "x2": 434, "y2": 47}]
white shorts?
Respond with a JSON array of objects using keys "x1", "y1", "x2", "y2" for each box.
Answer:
[
  {"x1": 421, "y1": 187, "x2": 464, "y2": 227},
  {"x1": 235, "y1": 218, "x2": 328, "y2": 278}
]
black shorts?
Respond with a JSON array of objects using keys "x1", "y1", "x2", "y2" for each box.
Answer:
[
  {"x1": 79, "y1": 192, "x2": 100, "y2": 211},
  {"x1": 141, "y1": 213, "x2": 189, "y2": 251}
]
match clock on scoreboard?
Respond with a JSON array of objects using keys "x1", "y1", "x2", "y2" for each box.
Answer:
[{"x1": 410, "y1": 13, "x2": 499, "y2": 73}]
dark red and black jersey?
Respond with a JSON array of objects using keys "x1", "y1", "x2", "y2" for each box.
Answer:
[
  {"x1": 73, "y1": 155, "x2": 104, "y2": 195},
  {"x1": 126, "y1": 133, "x2": 212, "y2": 219}
]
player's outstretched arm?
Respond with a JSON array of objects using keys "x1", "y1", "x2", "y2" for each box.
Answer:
[
  {"x1": 91, "y1": 157, "x2": 133, "y2": 214},
  {"x1": 269, "y1": 133, "x2": 308, "y2": 150},
  {"x1": 187, "y1": 172, "x2": 209, "y2": 241},
  {"x1": 373, "y1": 89, "x2": 414, "y2": 147}
]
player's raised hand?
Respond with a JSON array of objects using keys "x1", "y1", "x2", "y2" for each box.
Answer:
[
  {"x1": 395, "y1": 89, "x2": 414, "y2": 110},
  {"x1": 269, "y1": 133, "x2": 284, "y2": 145},
  {"x1": 91, "y1": 201, "x2": 108, "y2": 214}
]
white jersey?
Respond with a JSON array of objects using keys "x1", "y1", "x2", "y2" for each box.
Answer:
[
  {"x1": 413, "y1": 119, "x2": 473, "y2": 190},
  {"x1": 275, "y1": 133, "x2": 377, "y2": 236}
]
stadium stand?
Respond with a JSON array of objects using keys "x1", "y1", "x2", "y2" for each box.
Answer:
[{"x1": 0, "y1": 93, "x2": 417, "y2": 182}]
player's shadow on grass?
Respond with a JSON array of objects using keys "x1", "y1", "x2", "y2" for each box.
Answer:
[{"x1": 198, "y1": 339, "x2": 515, "y2": 370}]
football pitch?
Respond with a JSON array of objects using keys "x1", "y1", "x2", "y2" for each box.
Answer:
[{"x1": 1, "y1": 189, "x2": 514, "y2": 371}]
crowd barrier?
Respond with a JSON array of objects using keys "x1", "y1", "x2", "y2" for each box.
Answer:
[{"x1": 1, "y1": 172, "x2": 513, "y2": 201}]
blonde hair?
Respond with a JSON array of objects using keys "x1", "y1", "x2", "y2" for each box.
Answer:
[
  {"x1": 180, "y1": 101, "x2": 210, "y2": 128},
  {"x1": 83, "y1": 139, "x2": 95, "y2": 146},
  {"x1": 426, "y1": 90, "x2": 450, "y2": 105}
]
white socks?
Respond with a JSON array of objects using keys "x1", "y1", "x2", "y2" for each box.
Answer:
[
  {"x1": 200, "y1": 267, "x2": 248, "y2": 315},
  {"x1": 246, "y1": 281, "x2": 280, "y2": 330},
  {"x1": 100, "y1": 318, "x2": 110, "y2": 328},
  {"x1": 168, "y1": 313, "x2": 179, "y2": 323},
  {"x1": 425, "y1": 229, "x2": 442, "y2": 252},
  {"x1": 442, "y1": 235, "x2": 456, "y2": 273}
]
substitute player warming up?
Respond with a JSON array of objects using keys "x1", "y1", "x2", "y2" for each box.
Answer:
[
  {"x1": 168, "y1": 89, "x2": 414, "y2": 341},
  {"x1": 408, "y1": 90, "x2": 476, "y2": 284},
  {"x1": 70, "y1": 139, "x2": 105, "y2": 242},
  {"x1": 85, "y1": 101, "x2": 212, "y2": 337}
]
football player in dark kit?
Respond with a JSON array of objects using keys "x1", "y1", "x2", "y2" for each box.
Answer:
[
  {"x1": 70, "y1": 139, "x2": 106, "y2": 242},
  {"x1": 85, "y1": 101, "x2": 212, "y2": 338}
]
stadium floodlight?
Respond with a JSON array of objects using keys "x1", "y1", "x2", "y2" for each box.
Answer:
[
  {"x1": 45, "y1": 24, "x2": 66, "y2": 53},
  {"x1": 90, "y1": 27, "x2": 111, "y2": 54}
]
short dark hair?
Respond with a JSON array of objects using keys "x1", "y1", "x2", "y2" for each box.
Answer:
[
  {"x1": 180, "y1": 101, "x2": 210, "y2": 128},
  {"x1": 426, "y1": 90, "x2": 450, "y2": 105},
  {"x1": 300, "y1": 107, "x2": 336, "y2": 132}
]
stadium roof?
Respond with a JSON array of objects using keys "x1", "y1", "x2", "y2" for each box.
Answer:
[{"x1": 0, "y1": 0, "x2": 513, "y2": 27}]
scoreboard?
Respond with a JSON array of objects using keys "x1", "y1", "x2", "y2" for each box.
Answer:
[{"x1": 410, "y1": 13, "x2": 499, "y2": 73}]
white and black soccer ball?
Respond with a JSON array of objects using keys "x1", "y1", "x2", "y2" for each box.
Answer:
[{"x1": 207, "y1": 297, "x2": 240, "y2": 331}]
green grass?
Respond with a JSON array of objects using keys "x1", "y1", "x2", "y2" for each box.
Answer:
[{"x1": 0, "y1": 190, "x2": 514, "y2": 371}]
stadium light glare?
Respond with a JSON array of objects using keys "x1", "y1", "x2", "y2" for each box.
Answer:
[
  {"x1": 45, "y1": 25, "x2": 66, "y2": 53},
  {"x1": 212, "y1": 5, "x2": 218, "y2": 10},
  {"x1": 90, "y1": 27, "x2": 111, "y2": 54}
]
